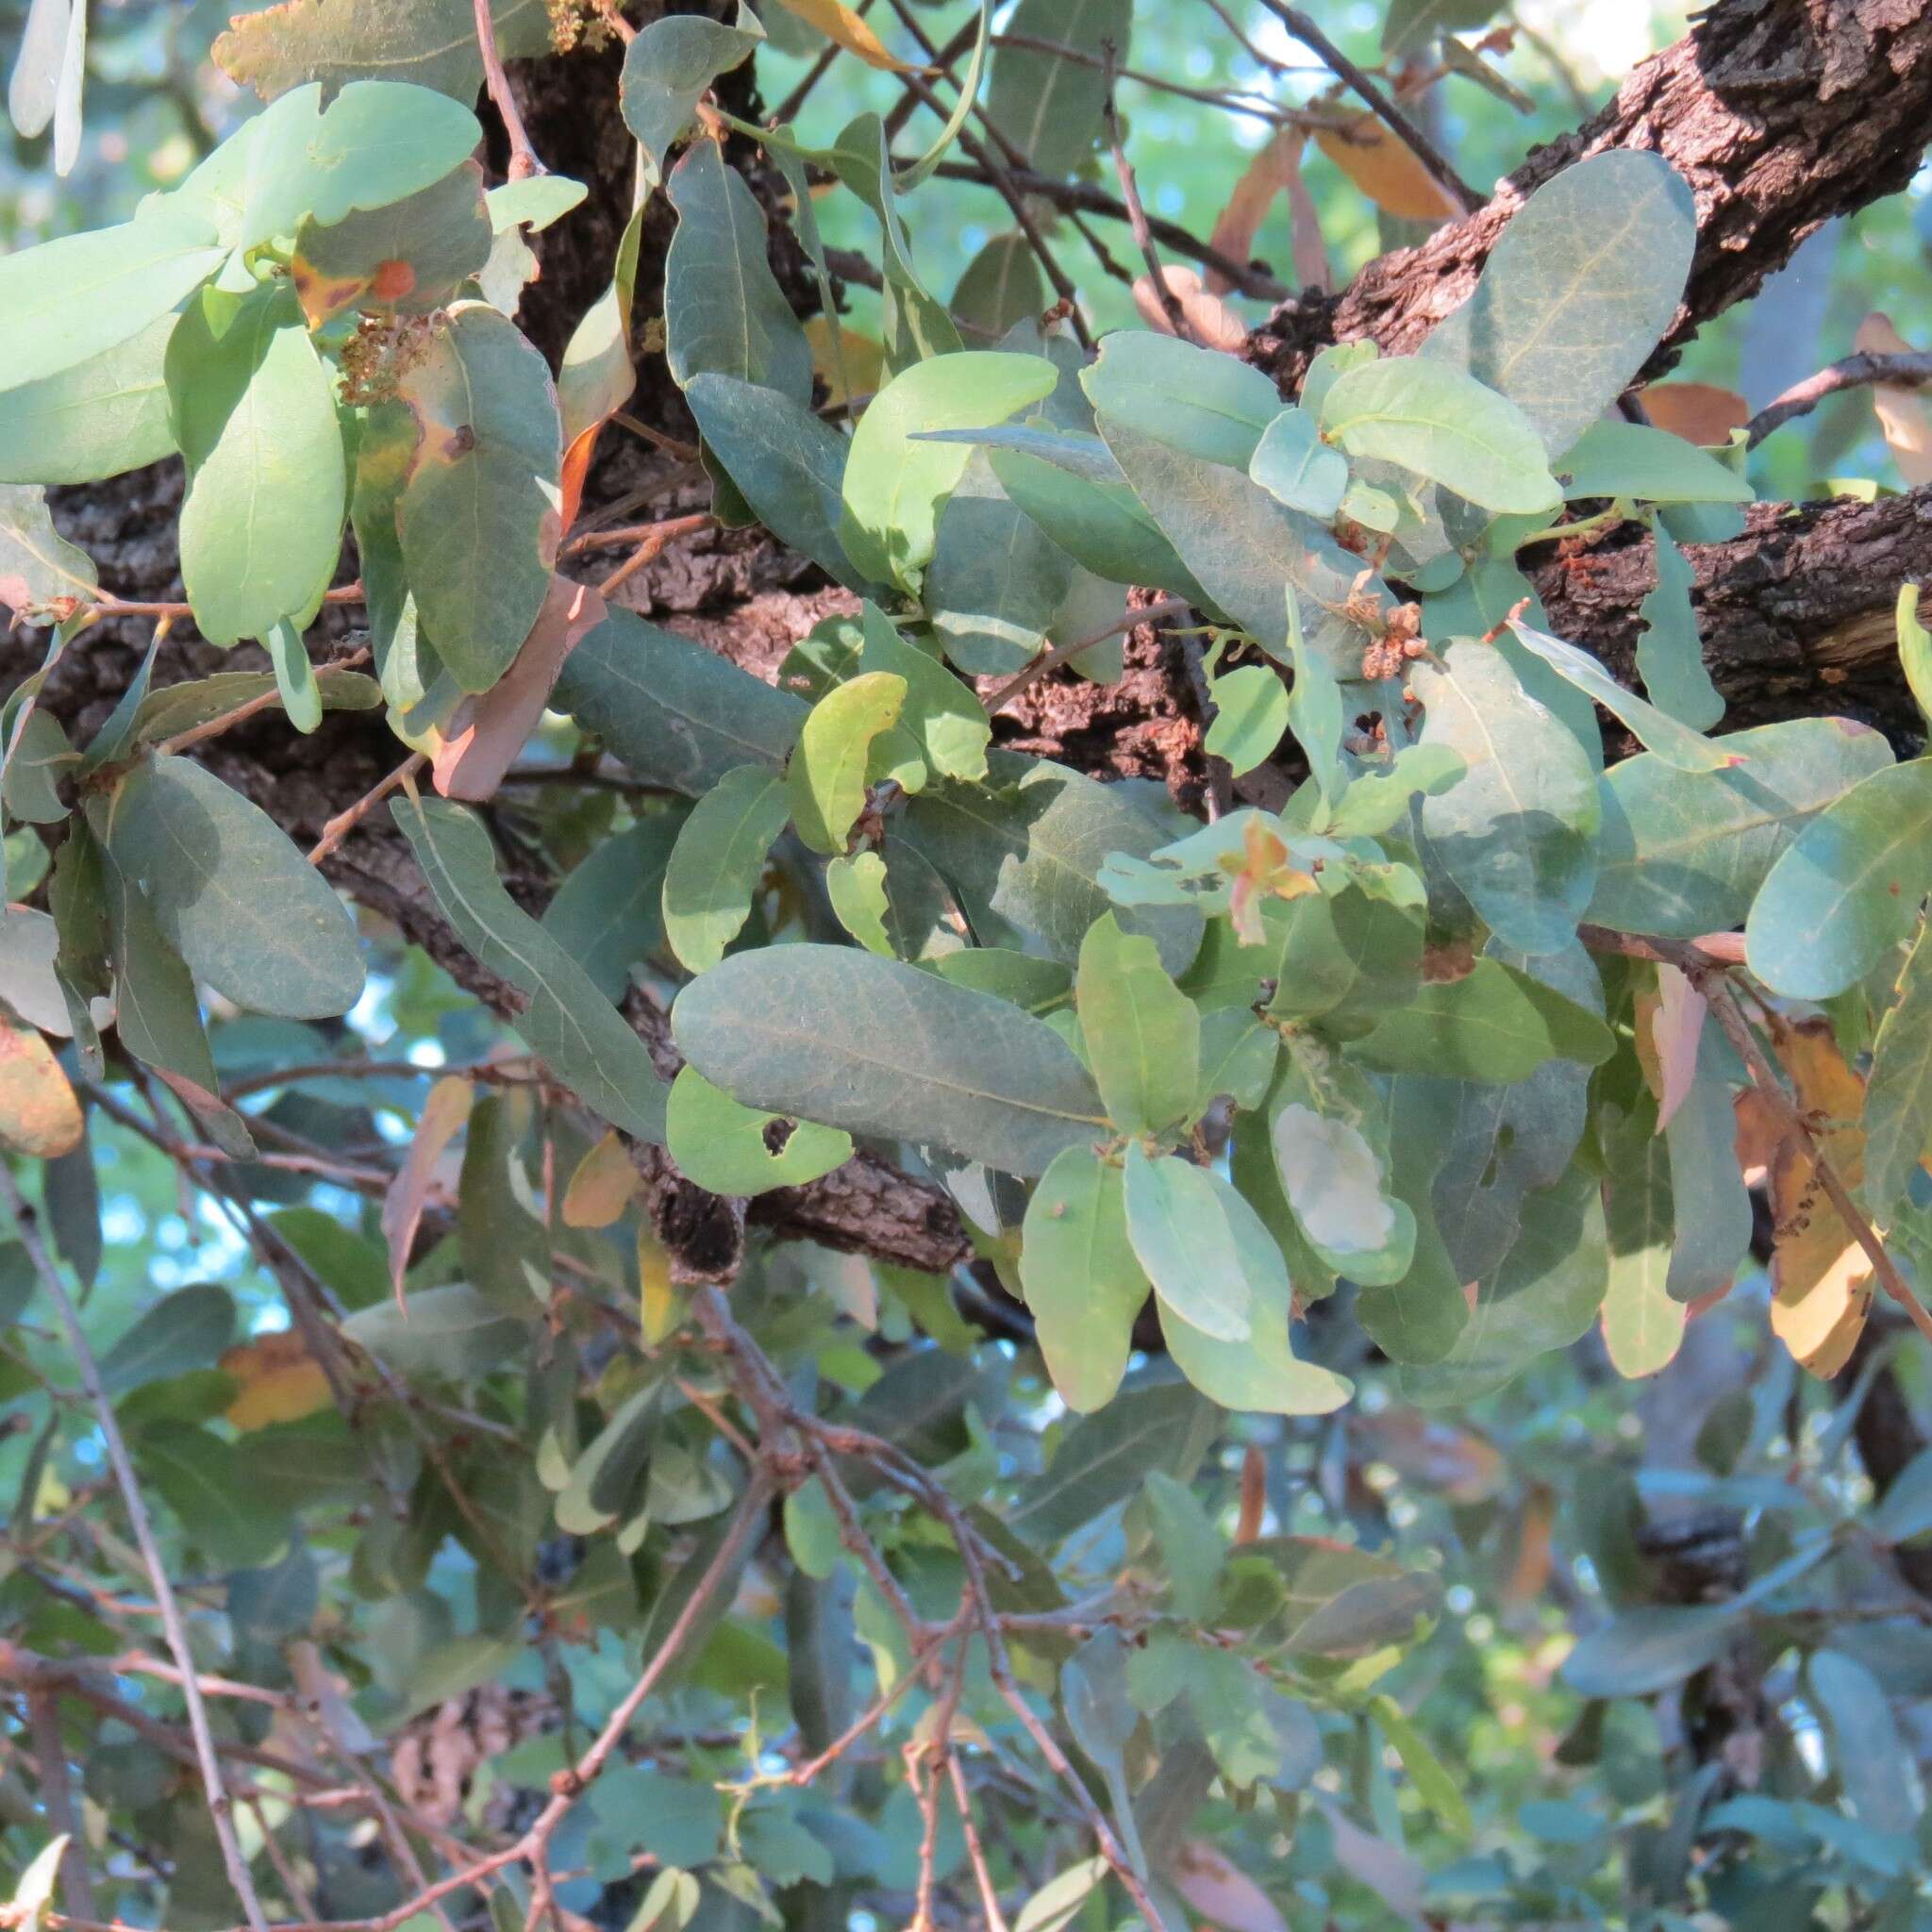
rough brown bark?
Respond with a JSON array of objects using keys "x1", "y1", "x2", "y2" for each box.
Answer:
[
  {"x1": 1245, "y1": 0, "x2": 1932, "y2": 394},
  {"x1": 1531, "y1": 486, "x2": 1932, "y2": 742}
]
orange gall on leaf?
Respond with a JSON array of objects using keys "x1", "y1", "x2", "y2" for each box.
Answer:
[{"x1": 371, "y1": 258, "x2": 418, "y2": 303}]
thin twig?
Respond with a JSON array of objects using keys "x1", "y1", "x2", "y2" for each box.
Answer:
[
  {"x1": 596, "y1": 513, "x2": 714, "y2": 597},
  {"x1": 1102, "y1": 43, "x2": 1194, "y2": 341},
  {"x1": 0, "y1": 1168, "x2": 273, "y2": 1932},
  {"x1": 930, "y1": 162, "x2": 1289, "y2": 301},
  {"x1": 983, "y1": 595, "x2": 1193, "y2": 714},
  {"x1": 473, "y1": 0, "x2": 543, "y2": 179},
  {"x1": 308, "y1": 752, "x2": 428, "y2": 865},
  {"x1": 28, "y1": 1691, "x2": 95, "y2": 1919},
  {"x1": 946, "y1": 1754, "x2": 1011, "y2": 1932},
  {"x1": 1744, "y1": 350, "x2": 1932, "y2": 447},
  {"x1": 1249, "y1": 0, "x2": 1482, "y2": 214},
  {"x1": 154, "y1": 646, "x2": 372, "y2": 758}
]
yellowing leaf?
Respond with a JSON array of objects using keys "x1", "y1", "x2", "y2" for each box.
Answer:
[
  {"x1": 1855, "y1": 312, "x2": 1932, "y2": 486},
  {"x1": 772, "y1": 0, "x2": 913, "y2": 70},
  {"x1": 0, "y1": 1020, "x2": 81, "y2": 1158},
  {"x1": 804, "y1": 315, "x2": 883, "y2": 410},
  {"x1": 640, "y1": 1225, "x2": 683, "y2": 1342},
  {"x1": 564, "y1": 1129, "x2": 640, "y2": 1228},
  {"x1": 222, "y1": 1332, "x2": 334, "y2": 1430},
  {"x1": 1314, "y1": 114, "x2": 1458, "y2": 224},
  {"x1": 1768, "y1": 1022, "x2": 1874, "y2": 1378}
]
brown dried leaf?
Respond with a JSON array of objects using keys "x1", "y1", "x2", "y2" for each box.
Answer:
[
  {"x1": 1313, "y1": 114, "x2": 1457, "y2": 224},
  {"x1": 1206, "y1": 130, "x2": 1303, "y2": 296},
  {"x1": 1131, "y1": 266, "x2": 1249, "y2": 353},
  {"x1": 1640, "y1": 382, "x2": 1748, "y2": 446},
  {"x1": 431, "y1": 575, "x2": 608, "y2": 802},
  {"x1": 382, "y1": 1074, "x2": 473, "y2": 1302},
  {"x1": 1855, "y1": 312, "x2": 1932, "y2": 486}
]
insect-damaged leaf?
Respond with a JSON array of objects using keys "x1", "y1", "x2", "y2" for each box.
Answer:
[
  {"x1": 389, "y1": 303, "x2": 562, "y2": 693},
  {"x1": 787, "y1": 672, "x2": 910, "y2": 857},
  {"x1": 665, "y1": 1066, "x2": 853, "y2": 1196},
  {"x1": 672, "y1": 944, "x2": 1108, "y2": 1176},
  {"x1": 0, "y1": 485, "x2": 96, "y2": 619},
  {"x1": 291, "y1": 159, "x2": 492, "y2": 326},
  {"x1": 103, "y1": 755, "x2": 365, "y2": 1021},
  {"x1": 392, "y1": 796, "x2": 670, "y2": 1141}
]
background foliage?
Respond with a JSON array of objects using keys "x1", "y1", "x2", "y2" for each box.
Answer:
[{"x1": 4, "y1": 3, "x2": 1932, "y2": 1931}]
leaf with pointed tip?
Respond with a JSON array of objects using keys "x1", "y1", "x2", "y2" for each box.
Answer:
[
  {"x1": 1634, "y1": 519, "x2": 1725, "y2": 731},
  {"x1": 104, "y1": 756, "x2": 364, "y2": 1021},
  {"x1": 1557, "y1": 421, "x2": 1752, "y2": 507},
  {"x1": 1506, "y1": 617, "x2": 1732, "y2": 773},
  {"x1": 392, "y1": 795, "x2": 670, "y2": 1141},
  {"x1": 857, "y1": 603, "x2": 990, "y2": 781},
  {"x1": 672, "y1": 943, "x2": 1108, "y2": 1175},
  {"x1": 951, "y1": 233, "x2": 1049, "y2": 338}
]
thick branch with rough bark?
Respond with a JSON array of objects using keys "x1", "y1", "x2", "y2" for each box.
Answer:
[
  {"x1": 11, "y1": 0, "x2": 1932, "y2": 1293},
  {"x1": 1532, "y1": 484, "x2": 1932, "y2": 741},
  {"x1": 1246, "y1": 0, "x2": 1932, "y2": 392}
]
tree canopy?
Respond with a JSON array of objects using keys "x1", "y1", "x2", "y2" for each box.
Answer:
[{"x1": 5, "y1": 1, "x2": 1932, "y2": 1927}]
